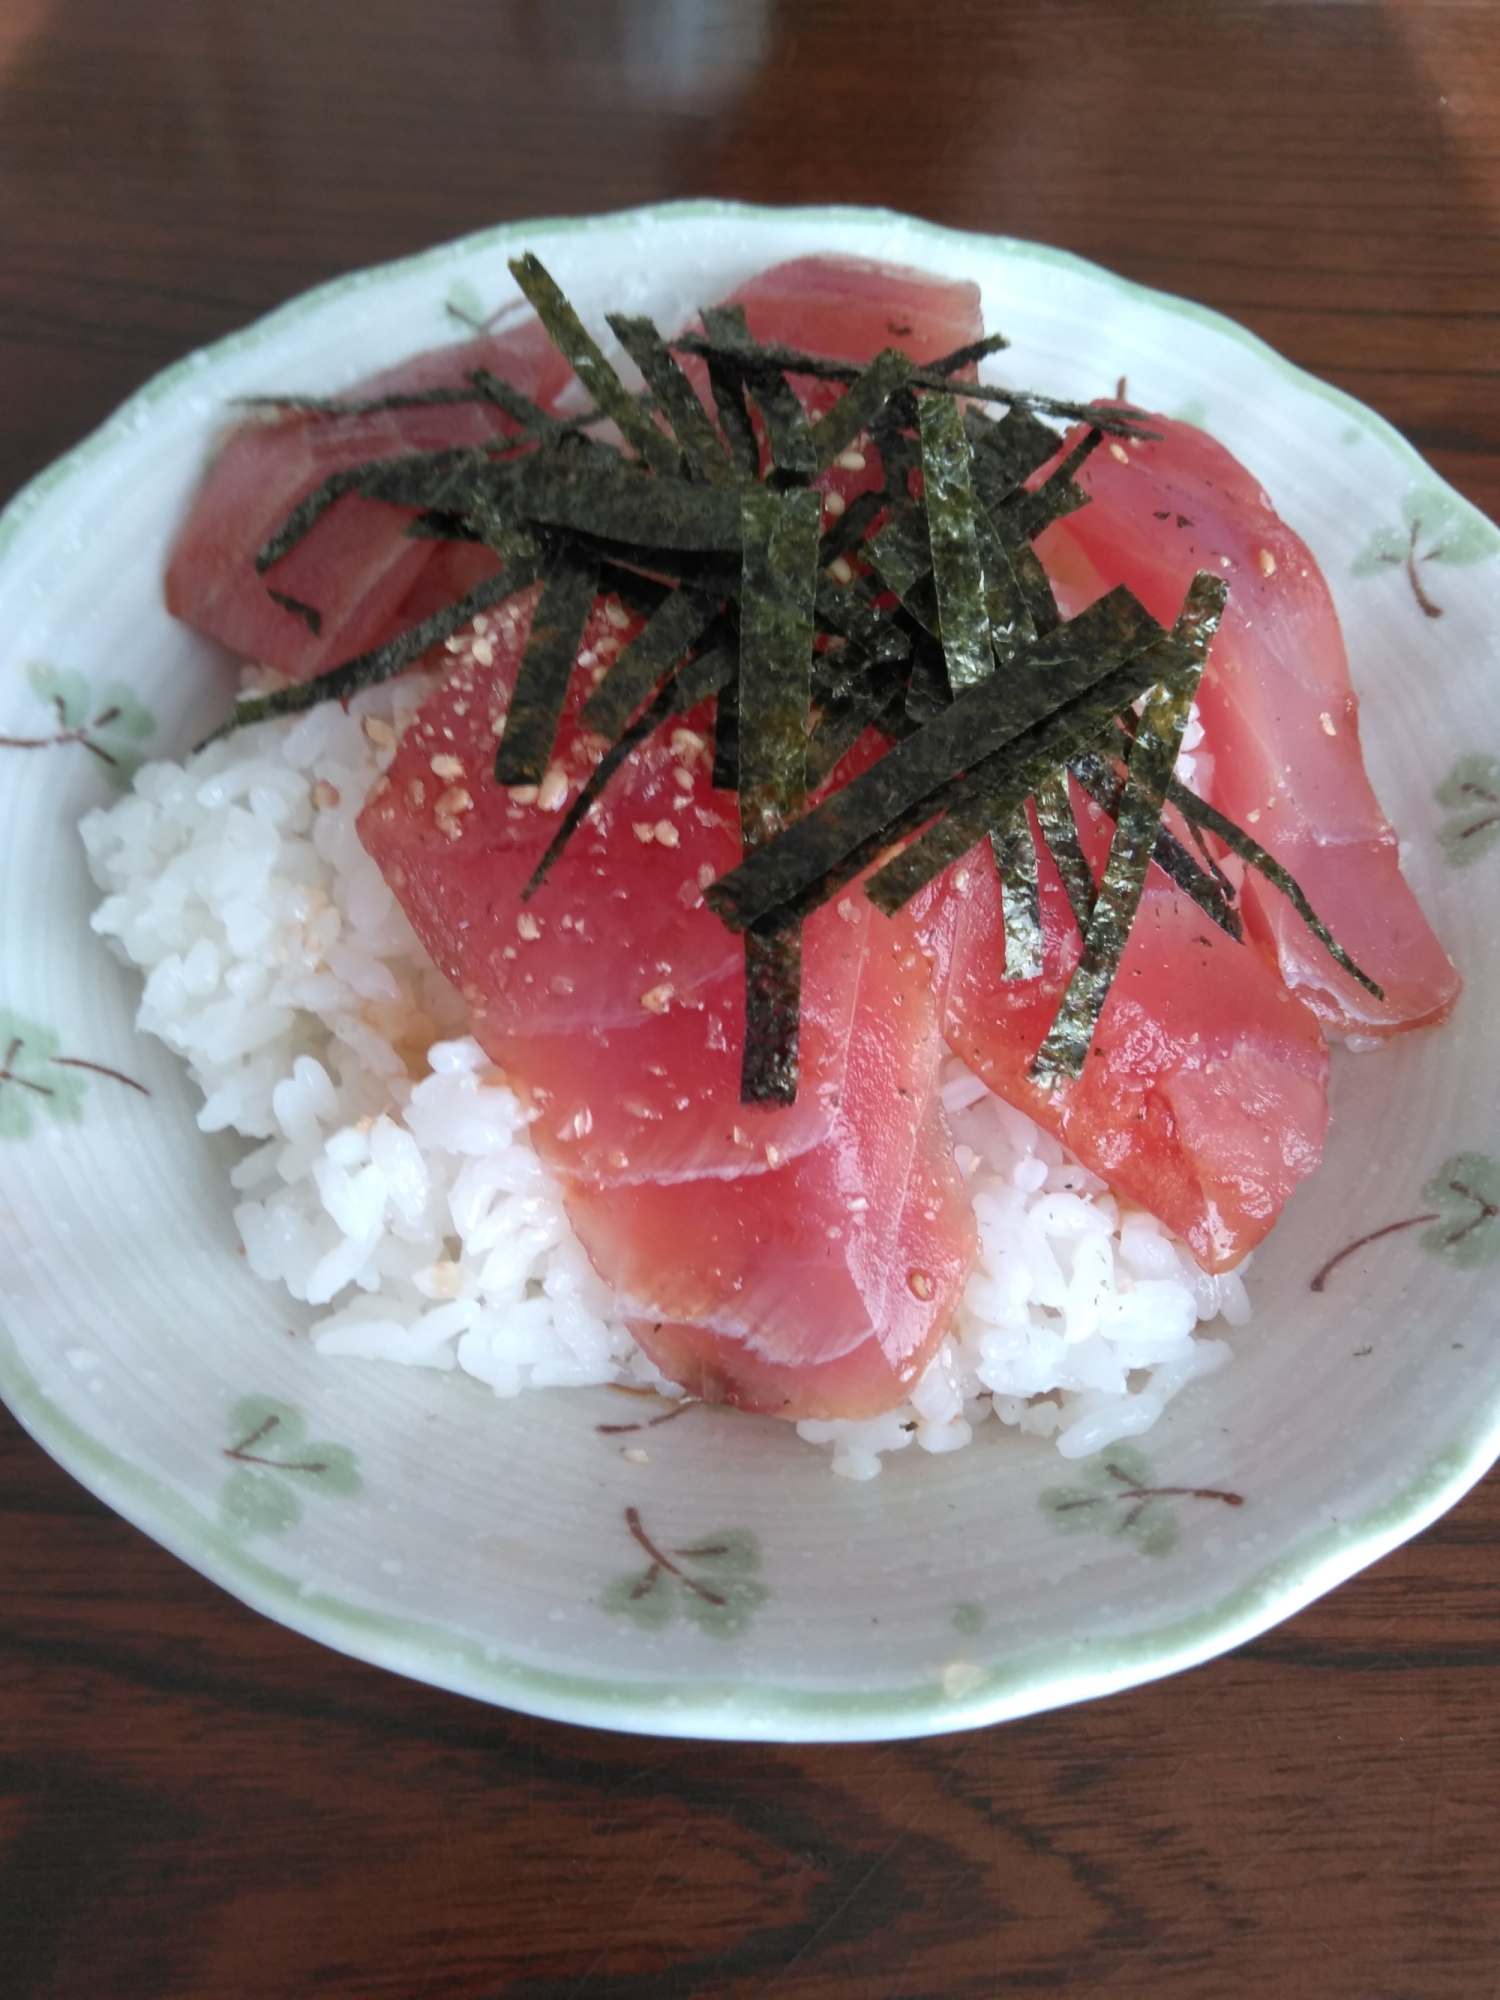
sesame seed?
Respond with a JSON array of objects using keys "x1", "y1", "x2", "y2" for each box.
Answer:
[
  {"x1": 1247, "y1": 808, "x2": 1261, "y2": 823},
  {"x1": 406, "y1": 779, "x2": 426, "y2": 807},
  {"x1": 430, "y1": 753, "x2": 465, "y2": 779},
  {"x1": 697, "y1": 862, "x2": 716, "y2": 889},
  {"x1": 517, "y1": 911, "x2": 541, "y2": 941},
  {"x1": 537, "y1": 763, "x2": 569, "y2": 813},
  {"x1": 1257, "y1": 547, "x2": 1278, "y2": 578},
  {"x1": 435, "y1": 785, "x2": 473, "y2": 816},
  {"x1": 362, "y1": 716, "x2": 396, "y2": 749},
  {"x1": 640, "y1": 982, "x2": 674, "y2": 1013},
  {"x1": 312, "y1": 779, "x2": 340, "y2": 811},
  {"x1": 672, "y1": 765, "x2": 695, "y2": 792},
  {"x1": 764, "y1": 1142, "x2": 786, "y2": 1168},
  {"x1": 822, "y1": 489, "x2": 846, "y2": 518},
  {"x1": 1320, "y1": 710, "x2": 1337, "y2": 737},
  {"x1": 907, "y1": 1269, "x2": 934, "y2": 1300},
  {"x1": 653, "y1": 819, "x2": 680, "y2": 848},
  {"x1": 606, "y1": 599, "x2": 631, "y2": 629},
  {"x1": 836, "y1": 448, "x2": 866, "y2": 471},
  {"x1": 829, "y1": 556, "x2": 854, "y2": 585},
  {"x1": 632, "y1": 821, "x2": 655, "y2": 843},
  {"x1": 508, "y1": 783, "x2": 539, "y2": 805},
  {"x1": 1108, "y1": 442, "x2": 1130, "y2": 464},
  {"x1": 670, "y1": 727, "x2": 705, "y2": 757},
  {"x1": 622, "y1": 1447, "x2": 650, "y2": 1465},
  {"x1": 472, "y1": 638, "x2": 496, "y2": 667}
]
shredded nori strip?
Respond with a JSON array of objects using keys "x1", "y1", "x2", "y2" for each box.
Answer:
[
  {"x1": 805, "y1": 647, "x2": 910, "y2": 792},
  {"x1": 508, "y1": 254, "x2": 683, "y2": 478},
  {"x1": 815, "y1": 569, "x2": 911, "y2": 665},
  {"x1": 1032, "y1": 573, "x2": 1228, "y2": 1084},
  {"x1": 735, "y1": 486, "x2": 821, "y2": 1100},
  {"x1": 808, "y1": 348, "x2": 914, "y2": 471},
  {"x1": 867, "y1": 504, "x2": 931, "y2": 605},
  {"x1": 492, "y1": 545, "x2": 600, "y2": 786},
  {"x1": 1034, "y1": 769, "x2": 1097, "y2": 935},
  {"x1": 1069, "y1": 748, "x2": 1242, "y2": 941},
  {"x1": 742, "y1": 925, "x2": 803, "y2": 1107},
  {"x1": 266, "y1": 588, "x2": 322, "y2": 635},
  {"x1": 199, "y1": 558, "x2": 541, "y2": 746},
  {"x1": 818, "y1": 485, "x2": 886, "y2": 566},
  {"x1": 476, "y1": 446, "x2": 743, "y2": 553},
  {"x1": 991, "y1": 806, "x2": 1044, "y2": 979},
  {"x1": 919, "y1": 392, "x2": 992, "y2": 693},
  {"x1": 1161, "y1": 773, "x2": 1383, "y2": 997},
  {"x1": 997, "y1": 427, "x2": 1103, "y2": 544},
  {"x1": 974, "y1": 504, "x2": 1037, "y2": 662},
  {"x1": 702, "y1": 306, "x2": 818, "y2": 482},
  {"x1": 579, "y1": 584, "x2": 722, "y2": 740},
  {"x1": 966, "y1": 405, "x2": 1063, "y2": 507},
  {"x1": 705, "y1": 587, "x2": 1163, "y2": 933},
  {"x1": 521, "y1": 640, "x2": 736, "y2": 899},
  {"x1": 712, "y1": 663, "x2": 740, "y2": 793},
  {"x1": 606, "y1": 313, "x2": 734, "y2": 485},
  {"x1": 737, "y1": 486, "x2": 820, "y2": 839}
]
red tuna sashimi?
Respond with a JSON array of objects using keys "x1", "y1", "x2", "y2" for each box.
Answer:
[
  {"x1": 165, "y1": 318, "x2": 577, "y2": 680},
  {"x1": 1034, "y1": 414, "x2": 1460, "y2": 1036},
  {"x1": 913, "y1": 790, "x2": 1332, "y2": 1272},
  {"x1": 359, "y1": 590, "x2": 974, "y2": 1419}
]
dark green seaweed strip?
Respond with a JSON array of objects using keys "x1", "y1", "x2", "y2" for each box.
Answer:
[
  {"x1": 736, "y1": 486, "x2": 821, "y2": 1102},
  {"x1": 966, "y1": 405, "x2": 1064, "y2": 511},
  {"x1": 520, "y1": 642, "x2": 736, "y2": 899},
  {"x1": 238, "y1": 386, "x2": 503, "y2": 416},
  {"x1": 805, "y1": 649, "x2": 910, "y2": 792},
  {"x1": 903, "y1": 618, "x2": 952, "y2": 722},
  {"x1": 807, "y1": 349, "x2": 914, "y2": 472},
  {"x1": 926, "y1": 332, "x2": 1012, "y2": 375},
  {"x1": 867, "y1": 505, "x2": 931, "y2": 605},
  {"x1": 712, "y1": 662, "x2": 740, "y2": 792},
  {"x1": 1162, "y1": 775, "x2": 1383, "y2": 996},
  {"x1": 705, "y1": 587, "x2": 1164, "y2": 932},
  {"x1": 973, "y1": 503, "x2": 1036, "y2": 663},
  {"x1": 1030, "y1": 573, "x2": 1228, "y2": 1083},
  {"x1": 999, "y1": 427, "x2": 1103, "y2": 543},
  {"x1": 1034, "y1": 770, "x2": 1097, "y2": 934},
  {"x1": 507, "y1": 253, "x2": 683, "y2": 477},
  {"x1": 742, "y1": 924, "x2": 802, "y2": 1105},
  {"x1": 737, "y1": 486, "x2": 822, "y2": 843},
  {"x1": 253, "y1": 466, "x2": 368, "y2": 573},
  {"x1": 465, "y1": 367, "x2": 583, "y2": 441},
  {"x1": 404, "y1": 510, "x2": 484, "y2": 542},
  {"x1": 700, "y1": 305, "x2": 818, "y2": 481},
  {"x1": 670, "y1": 332, "x2": 1153, "y2": 435},
  {"x1": 199, "y1": 559, "x2": 541, "y2": 747},
  {"x1": 266, "y1": 589, "x2": 322, "y2": 635},
  {"x1": 991, "y1": 806, "x2": 1044, "y2": 979},
  {"x1": 814, "y1": 570, "x2": 911, "y2": 665},
  {"x1": 474, "y1": 449, "x2": 743, "y2": 552},
  {"x1": 819, "y1": 485, "x2": 886, "y2": 566},
  {"x1": 254, "y1": 445, "x2": 499, "y2": 574},
  {"x1": 579, "y1": 585, "x2": 722, "y2": 739},
  {"x1": 492, "y1": 545, "x2": 601, "y2": 786},
  {"x1": 919, "y1": 393, "x2": 992, "y2": 693},
  {"x1": 606, "y1": 314, "x2": 734, "y2": 485},
  {"x1": 695, "y1": 328, "x2": 760, "y2": 482},
  {"x1": 1069, "y1": 748, "x2": 1242, "y2": 941},
  {"x1": 982, "y1": 495, "x2": 1062, "y2": 637}
]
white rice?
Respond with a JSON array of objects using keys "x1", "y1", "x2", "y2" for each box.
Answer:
[{"x1": 81, "y1": 678, "x2": 1247, "y2": 1479}]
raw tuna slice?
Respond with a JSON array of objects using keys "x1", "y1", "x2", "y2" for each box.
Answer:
[
  {"x1": 359, "y1": 588, "x2": 975, "y2": 1419},
  {"x1": 913, "y1": 790, "x2": 1332, "y2": 1272},
  {"x1": 1034, "y1": 414, "x2": 1461, "y2": 1036},
  {"x1": 164, "y1": 320, "x2": 577, "y2": 680}
]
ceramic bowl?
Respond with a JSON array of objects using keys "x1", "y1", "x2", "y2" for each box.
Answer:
[{"x1": 2, "y1": 202, "x2": 1497, "y2": 1741}]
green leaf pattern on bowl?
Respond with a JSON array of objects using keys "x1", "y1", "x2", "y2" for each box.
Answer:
[{"x1": 220, "y1": 1395, "x2": 362, "y2": 1537}]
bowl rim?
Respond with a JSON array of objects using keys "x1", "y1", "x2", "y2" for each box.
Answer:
[{"x1": 2, "y1": 196, "x2": 1496, "y2": 1742}]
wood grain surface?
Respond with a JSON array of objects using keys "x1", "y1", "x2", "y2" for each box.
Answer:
[{"x1": 3, "y1": 3, "x2": 1499, "y2": 1993}]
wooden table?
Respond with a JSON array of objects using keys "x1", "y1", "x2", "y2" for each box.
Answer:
[{"x1": 3, "y1": 4, "x2": 1498, "y2": 1992}]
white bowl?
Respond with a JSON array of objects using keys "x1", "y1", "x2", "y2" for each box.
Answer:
[{"x1": 2, "y1": 201, "x2": 1497, "y2": 1741}]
